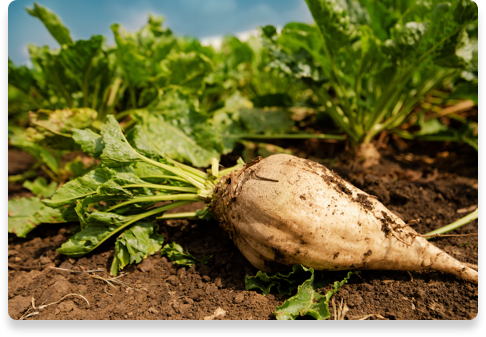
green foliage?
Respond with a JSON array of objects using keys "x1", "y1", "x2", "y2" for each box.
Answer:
[
  {"x1": 111, "y1": 222, "x2": 165, "y2": 275},
  {"x1": 160, "y1": 242, "x2": 211, "y2": 267},
  {"x1": 245, "y1": 264, "x2": 323, "y2": 296},
  {"x1": 22, "y1": 177, "x2": 58, "y2": 198},
  {"x1": 25, "y1": 108, "x2": 98, "y2": 150},
  {"x1": 246, "y1": 264, "x2": 357, "y2": 320},
  {"x1": 41, "y1": 117, "x2": 213, "y2": 272},
  {"x1": 72, "y1": 129, "x2": 104, "y2": 158},
  {"x1": 8, "y1": 196, "x2": 67, "y2": 238},
  {"x1": 274, "y1": 270, "x2": 356, "y2": 320},
  {"x1": 26, "y1": 2, "x2": 73, "y2": 45},
  {"x1": 271, "y1": 0, "x2": 478, "y2": 146},
  {"x1": 9, "y1": 127, "x2": 61, "y2": 176}
]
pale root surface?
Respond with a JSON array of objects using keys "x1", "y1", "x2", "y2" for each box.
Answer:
[{"x1": 212, "y1": 154, "x2": 477, "y2": 284}]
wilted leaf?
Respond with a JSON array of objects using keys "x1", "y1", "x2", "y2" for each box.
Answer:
[{"x1": 26, "y1": 108, "x2": 98, "y2": 151}]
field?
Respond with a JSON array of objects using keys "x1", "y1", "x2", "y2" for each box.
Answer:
[
  {"x1": 8, "y1": 138, "x2": 478, "y2": 320},
  {"x1": 8, "y1": 0, "x2": 478, "y2": 321}
]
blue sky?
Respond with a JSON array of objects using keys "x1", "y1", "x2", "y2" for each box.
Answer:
[{"x1": 8, "y1": 0, "x2": 312, "y2": 65}]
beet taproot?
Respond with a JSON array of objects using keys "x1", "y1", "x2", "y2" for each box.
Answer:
[{"x1": 211, "y1": 154, "x2": 478, "y2": 284}]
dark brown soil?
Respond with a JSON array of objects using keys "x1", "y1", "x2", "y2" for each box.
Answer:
[{"x1": 8, "y1": 141, "x2": 478, "y2": 320}]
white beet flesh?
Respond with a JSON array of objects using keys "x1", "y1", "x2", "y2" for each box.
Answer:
[{"x1": 211, "y1": 154, "x2": 478, "y2": 284}]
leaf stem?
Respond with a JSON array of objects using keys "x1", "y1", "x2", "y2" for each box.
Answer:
[
  {"x1": 138, "y1": 175, "x2": 191, "y2": 183},
  {"x1": 121, "y1": 183, "x2": 197, "y2": 193},
  {"x1": 156, "y1": 211, "x2": 200, "y2": 220},
  {"x1": 423, "y1": 209, "x2": 478, "y2": 239},
  {"x1": 106, "y1": 194, "x2": 201, "y2": 212}
]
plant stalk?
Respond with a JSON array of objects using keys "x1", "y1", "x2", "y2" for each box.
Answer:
[{"x1": 423, "y1": 209, "x2": 478, "y2": 239}]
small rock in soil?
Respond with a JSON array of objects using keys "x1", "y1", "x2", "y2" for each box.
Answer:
[
  {"x1": 148, "y1": 307, "x2": 159, "y2": 314},
  {"x1": 214, "y1": 278, "x2": 223, "y2": 288},
  {"x1": 39, "y1": 256, "x2": 52, "y2": 264},
  {"x1": 8, "y1": 295, "x2": 31, "y2": 319},
  {"x1": 234, "y1": 293, "x2": 245, "y2": 304}
]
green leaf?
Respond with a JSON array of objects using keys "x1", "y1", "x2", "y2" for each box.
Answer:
[
  {"x1": 58, "y1": 201, "x2": 190, "y2": 257},
  {"x1": 111, "y1": 23, "x2": 149, "y2": 88},
  {"x1": 26, "y1": 108, "x2": 98, "y2": 151},
  {"x1": 132, "y1": 109, "x2": 221, "y2": 167},
  {"x1": 451, "y1": 81, "x2": 477, "y2": 104},
  {"x1": 27, "y1": 44, "x2": 79, "y2": 108},
  {"x1": 57, "y1": 211, "x2": 131, "y2": 257},
  {"x1": 246, "y1": 265, "x2": 357, "y2": 320},
  {"x1": 58, "y1": 35, "x2": 104, "y2": 85},
  {"x1": 195, "y1": 207, "x2": 214, "y2": 221},
  {"x1": 72, "y1": 128, "x2": 104, "y2": 158},
  {"x1": 158, "y1": 52, "x2": 213, "y2": 91},
  {"x1": 245, "y1": 264, "x2": 317, "y2": 296},
  {"x1": 416, "y1": 118, "x2": 449, "y2": 136},
  {"x1": 22, "y1": 177, "x2": 58, "y2": 198},
  {"x1": 239, "y1": 108, "x2": 293, "y2": 134},
  {"x1": 274, "y1": 270, "x2": 357, "y2": 320},
  {"x1": 43, "y1": 167, "x2": 111, "y2": 207},
  {"x1": 160, "y1": 242, "x2": 211, "y2": 267},
  {"x1": 64, "y1": 156, "x2": 99, "y2": 179},
  {"x1": 221, "y1": 36, "x2": 254, "y2": 69},
  {"x1": 8, "y1": 59, "x2": 41, "y2": 100},
  {"x1": 305, "y1": 0, "x2": 360, "y2": 51},
  {"x1": 26, "y1": 3, "x2": 73, "y2": 46},
  {"x1": 9, "y1": 128, "x2": 61, "y2": 174},
  {"x1": 110, "y1": 222, "x2": 164, "y2": 275},
  {"x1": 8, "y1": 196, "x2": 66, "y2": 238},
  {"x1": 99, "y1": 115, "x2": 142, "y2": 167}
]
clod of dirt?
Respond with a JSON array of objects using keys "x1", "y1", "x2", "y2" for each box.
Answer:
[
  {"x1": 59, "y1": 300, "x2": 76, "y2": 313},
  {"x1": 8, "y1": 296, "x2": 31, "y2": 319},
  {"x1": 234, "y1": 293, "x2": 245, "y2": 304},
  {"x1": 139, "y1": 259, "x2": 154, "y2": 272}
]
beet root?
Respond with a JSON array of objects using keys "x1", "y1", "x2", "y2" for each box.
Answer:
[{"x1": 211, "y1": 154, "x2": 478, "y2": 284}]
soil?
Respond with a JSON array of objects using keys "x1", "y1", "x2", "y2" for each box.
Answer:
[{"x1": 8, "y1": 139, "x2": 478, "y2": 320}]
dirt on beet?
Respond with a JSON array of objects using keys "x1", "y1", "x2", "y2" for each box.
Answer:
[{"x1": 8, "y1": 140, "x2": 478, "y2": 320}]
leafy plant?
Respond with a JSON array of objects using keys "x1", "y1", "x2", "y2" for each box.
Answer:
[
  {"x1": 268, "y1": 0, "x2": 478, "y2": 162},
  {"x1": 246, "y1": 265, "x2": 357, "y2": 320}
]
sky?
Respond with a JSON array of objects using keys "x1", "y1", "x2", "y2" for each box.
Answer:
[{"x1": 7, "y1": 0, "x2": 312, "y2": 65}]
